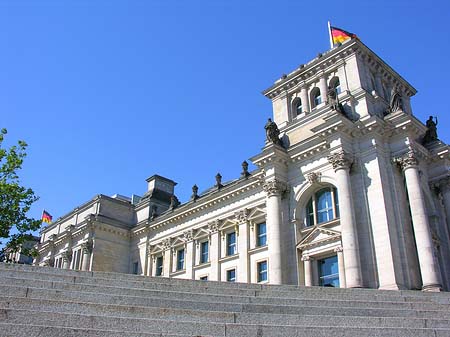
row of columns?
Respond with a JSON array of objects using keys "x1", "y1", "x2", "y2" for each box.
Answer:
[{"x1": 59, "y1": 240, "x2": 93, "y2": 271}]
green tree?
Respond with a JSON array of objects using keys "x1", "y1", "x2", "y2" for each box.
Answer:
[{"x1": 0, "y1": 128, "x2": 41, "y2": 257}]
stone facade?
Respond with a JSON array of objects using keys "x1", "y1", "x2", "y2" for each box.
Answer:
[{"x1": 35, "y1": 38, "x2": 450, "y2": 292}]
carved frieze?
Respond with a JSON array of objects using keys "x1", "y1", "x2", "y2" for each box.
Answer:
[
  {"x1": 306, "y1": 172, "x2": 322, "y2": 185},
  {"x1": 183, "y1": 229, "x2": 194, "y2": 242},
  {"x1": 327, "y1": 151, "x2": 352, "y2": 171},
  {"x1": 162, "y1": 238, "x2": 171, "y2": 250},
  {"x1": 234, "y1": 209, "x2": 250, "y2": 223},
  {"x1": 207, "y1": 220, "x2": 220, "y2": 233}
]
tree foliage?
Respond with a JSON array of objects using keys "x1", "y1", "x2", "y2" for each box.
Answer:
[{"x1": 0, "y1": 128, "x2": 41, "y2": 256}]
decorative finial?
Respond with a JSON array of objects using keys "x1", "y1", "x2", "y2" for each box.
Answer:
[
  {"x1": 241, "y1": 161, "x2": 250, "y2": 178},
  {"x1": 215, "y1": 173, "x2": 223, "y2": 189},
  {"x1": 191, "y1": 184, "x2": 199, "y2": 201}
]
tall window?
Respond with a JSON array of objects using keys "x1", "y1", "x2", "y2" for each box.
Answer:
[
  {"x1": 227, "y1": 232, "x2": 237, "y2": 256},
  {"x1": 311, "y1": 88, "x2": 321, "y2": 108},
  {"x1": 318, "y1": 255, "x2": 339, "y2": 287},
  {"x1": 176, "y1": 248, "x2": 185, "y2": 271},
  {"x1": 155, "y1": 256, "x2": 163, "y2": 276},
  {"x1": 256, "y1": 223, "x2": 267, "y2": 247},
  {"x1": 200, "y1": 241, "x2": 209, "y2": 264},
  {"x1": 227, "y1": 269, "x2": 236, "y2": 282},
  {"x1": 132, "y1": 261, "x2": 139, "y2": 275},
  {"x1": 257, "y1": 261, "x2": 268, "y2": 282},
  {"x1": 306, "y1": 187, "x2": 339, "y2": 226},
  {"x1": 292, "y1": 98, "x2": 302, "y2": 116}
]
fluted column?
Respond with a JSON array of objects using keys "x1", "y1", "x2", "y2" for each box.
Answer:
[
  {"x1": 62, "y1": 251, "x2": 72, "y2": 270},
  {"x1": 437, "y1": 177, "x2": 450, "y2": 232},
  {"x1": 81, "y1": 241, "x2": 93, "y2": 271},
  {"x1": 263, "y1": 179, "x2": 287, "y2": 285},
  {"x1": 208, "y1": 221, "x2": 220, "y2": 281},
  {"x1": 334, "y1": 245, "x2": 346, "y2": 288},
  {"x1": 301, "y1": 255, "x2": 313, "y2": 286},
  {"x1": 236, "y1": 210, "x2": 249, "y2": 283},
  {"x1": 328, "y1": 151, "x2": 363, "y2": 288},
  {"x1": 183, "y1": 230, "x2": 194, "y2": 279},
  {"x1": 319, "y1": 76, "x2": 328, "y2": 105},
  {"x1": 396, "y1": 151, "x2": 441, "y2": 291},
  {"x1": 300, "y1": 86, "x2": 310, "y2": 113}
]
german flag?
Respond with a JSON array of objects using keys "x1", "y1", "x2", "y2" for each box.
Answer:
[
  {"x1": 42, "y1": 210, "x2": 53, "y2": 224},
  {"x1": 330, "y1": 26, "x2": 357, "y2": 45}
]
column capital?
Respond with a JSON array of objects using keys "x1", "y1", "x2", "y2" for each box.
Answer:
[
  {"x1": 394, "y1": 150, "x2": 419, "y2": 171},
  {"x1": 334, "y1": 245, "x2": 344, "y2": 253},
  {"x1": 327, "y1": 151, "x2": 353, "y2": 171},
  {"x1": 81, "y1": 240, "x2": 93, "y2": 254},
  {"x1": 263, "y1": 179, "x2": 287, "y2": 197},
  {"x1": 207, "y1": 220, "x2": 220, "y2": 233},
  {"x1": 301, "y1": 254, "x2": 313, "y2": 262},
  {"x1": 234, "y1": 209, "x2": 250, "y2": 223},
  {"x1": 44, "y1": 257, "x2": 55, "y2": 267},
  {"x1": 162, "y1": 238, "x2": 172, "y2": 250}
]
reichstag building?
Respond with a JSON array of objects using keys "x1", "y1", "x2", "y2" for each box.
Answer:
[{"x1": 35, "y1": 38, "x2": 450, "y2": 292}]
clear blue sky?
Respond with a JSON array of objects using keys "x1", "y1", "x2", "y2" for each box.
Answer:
[{"x1": 1, "y1": 0, "x2": 449, "y2": 229}]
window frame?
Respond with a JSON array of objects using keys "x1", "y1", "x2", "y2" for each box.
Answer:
[
  {"x1": 256, "y1": 223, "x2": 267, "y2": 247},
  {"x1": 155, "y1": 255, "x2": 163, "y2": 276},
  {"x1": 226, "y1": 268, "x2": 236, "y2": 282},
  {"x1": 200, "y1": 240, "x2": 209, "y2": 264},
  {"x1": 311, "y1": 88, "x2": 321, "y2": 108},
  {"x1": 257, "y1": 260, "x2": 268, "y2": 283},
  {"x1": 226, "y1": 232, "x2": 237, "y2": 256},
  {"x1": 305, "y1": 187, "x2": 339, "y2": 227}
]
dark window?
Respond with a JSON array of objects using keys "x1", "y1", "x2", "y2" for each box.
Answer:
[
  {"x1": 132, "y1": 261, "x2": 139, "y2": 275},
  {"x1": 155, "y1": 256, "x2": 163, "y2": 276},
  {"x1": 293, "y1": 98, "x2": 302, "y2": 116},
  {"x1": 200, "y1": 241, "x2": 209, "y2": 264},
  {"x1": 312, "y1": 88, "x2": 321, "y2": 107},
  {"x1": 200, "y1": 276, "x2": 208, "y2": 281},
  {"x1": 227, "y1": 269, "x2": 236, "y2": 282},
  {"x1": 256, "y1": 223, "x2": 267, "y2": 247}
]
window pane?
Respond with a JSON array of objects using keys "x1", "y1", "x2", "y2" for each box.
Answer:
[
  {"x1": 257, "y1": 261, "x2": 268, "y2": 282},
  {"x1": 257, "y1": 223, "x2": 267, "y2": 246},
  {"x1": 296, "y1": 99, "x2": 302, "y2": 115},
  {"x1": 334, "y1": 187, "x2": 340, "y2": 217},
  {"x1": 306, "y1": 198, "x2": 314, "y2": 226},
  {"x1": 227, "y1": 232, "x2": 237, "y2": 256},
  {"x1": 316, "y1": 189, "x2": 333, "y2": 224},
  {"x1": 318, "y1": 255, "x2": 339, "y2": 287},
  {"x1": 200, "y1": 276, "x2": 208, "y2": 281},
  {"x1": 200, "y1": 241, "x2": 209, "y2": 263},
  {"x1": 177, "y1": 249, "x2": 185, "y2": 270}
]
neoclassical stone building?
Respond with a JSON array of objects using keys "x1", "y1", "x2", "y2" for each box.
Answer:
[{"x1": 36, "y1": 38, "x2": 450, "y2": 292}]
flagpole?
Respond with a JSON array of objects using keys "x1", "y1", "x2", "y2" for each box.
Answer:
[{"x1": 328, "y1": 21, "x2": 333, "y2": 49}]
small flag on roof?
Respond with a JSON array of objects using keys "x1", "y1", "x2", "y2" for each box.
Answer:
[
  {"x1": 42, "y1": 210, "x2": 53, "y2": 224},
  {"x1": 328, "y1": 22, "x2": 357, "y2": 47}
]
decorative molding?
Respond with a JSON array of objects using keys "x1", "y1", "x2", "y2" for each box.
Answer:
[
  {"x1": 262, "y1": 179, "x2": 287, "y2": 197},
  {"x1": 327, "y1": 151, "x2": 353, "y2": 171},
  {"x1": 301, "y1": 255, "x2": 312, "y2": 262},
  {"x1": 334, "y1": 245, "x2": 343, "y2": 253},
  {"x1": 207, "y1": 220, "x2": 220, "y2": 233},
  {"x1": 306, "y1": 172, "x2": 322, "y2": 185},
  {"x1": 162, "y1": 238, "x2": 171, "y2": 250},
  {"x1": 62, "y1": 250, "x2": 72, "y2": 262},
  {"x1": 81, "y1": 240, "x2": 93, "y2": 254},
  {"x1": 183, "y1": 229, "x2": 194, "y2": 242}
]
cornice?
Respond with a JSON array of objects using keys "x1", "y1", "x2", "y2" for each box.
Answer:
[{"x1": 132, "y1": 173, "x2": 265, "y2": 236}]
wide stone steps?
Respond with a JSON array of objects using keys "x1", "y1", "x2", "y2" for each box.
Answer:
[{"x1": 1, "y1": 263, "x2": 450, "y2": 337}]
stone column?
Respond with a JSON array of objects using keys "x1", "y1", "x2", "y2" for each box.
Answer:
[
  {"x1": 62, "y1": 251, "x2": 72, "y2": 270},
  {"x1": 334, "y1": 245, "x2": 346, "y2": 288},
  {"x1": 300, "y1": 86, "x2": 310, "y2": 113},
  {"x1": 319, "y1": 76, "x2": 328, "y2": 105},
  {"x1": 263, "y1": 179, "x2": 287, "y2": 285},
  {"x1": 301, "y1": 255, "x2": 313, "y2": 286},
  {"x1": 81, "y1": 241, "x2": 93, "y2": 271},
  {"x1": 328, "y1": 151, "x2": 363, "y2": 288},
  {"x1": 162, "y1": 238, "x2": 172, "y2": 277},
  {"x1": 236, "y1": 210, "x2": 249, "y2": 283},
  {"x1": 183, "y1": 230, "x2": 194, "y2": 279},
  {"x1": 208, "y1": 221, "x2": 220, "y2": 281},
  {"x1": 396, "y1": 151, "x2": 441, "y2": 291},
  {"x1": 437, "y1": 177, "x2": 450, "y2": 233}
]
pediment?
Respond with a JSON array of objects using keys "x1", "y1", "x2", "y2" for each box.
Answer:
[{"x1": 297, "y1": 227, "x2": 341, "y2": 250}]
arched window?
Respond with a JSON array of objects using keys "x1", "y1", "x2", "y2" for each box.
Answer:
[
  {"x1": 329, "y1": 77, "x2": 341, "y2": 95},
  {"x1": 311, "y1": 88, "x2": 321, "y2": 108},
  {"x1": 306, "y1": 187, "x2": 339, "y2": 226},
  {"x1": 292, "y1": 97, "x2": 302, "y2": 116}
]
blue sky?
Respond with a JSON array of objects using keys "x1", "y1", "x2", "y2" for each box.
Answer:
[{"x1": 1, "y1": 0, "x2": 449, "y2": 229}]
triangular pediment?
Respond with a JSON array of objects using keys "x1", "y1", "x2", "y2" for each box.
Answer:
[{"x1": 297, "y1": 227, "x2": 341, "y2": 250}]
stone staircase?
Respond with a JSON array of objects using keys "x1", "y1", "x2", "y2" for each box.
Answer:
[{"x1": 0, "y1": 263, "x2": 449, "y2": 336}]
